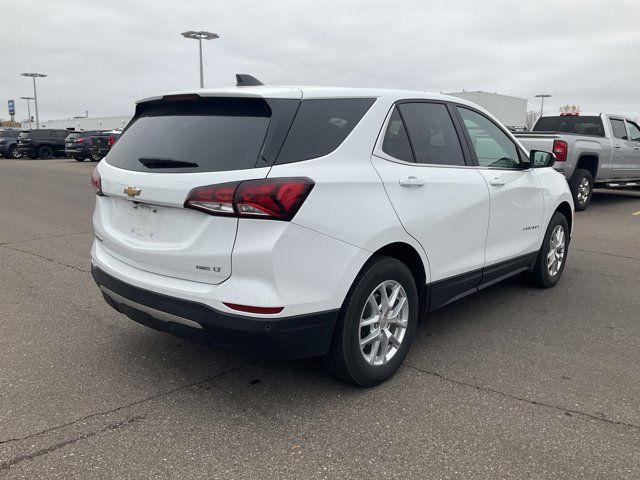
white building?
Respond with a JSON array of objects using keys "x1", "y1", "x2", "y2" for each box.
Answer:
[
  {"x1": 24, "y1": 116, "x2": 132, "y2": 131},
  {"x1": 446, "y1": 91, "x2": 528, "y2": 129}
]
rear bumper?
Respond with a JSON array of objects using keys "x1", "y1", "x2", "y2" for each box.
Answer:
[{"x1": 92, "y1": 266, "x2": 339, "y2": 359}]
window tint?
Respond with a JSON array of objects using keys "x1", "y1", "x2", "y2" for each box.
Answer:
[
  {"x1": 276, "y1": 98, "x2": 375, "y2": 164},
  {"x1": 627, "y1": 122, "x2": 640, "y2": 142},
  {"x1": 533, "y1": 116, "x2": 604, "y2": 136},
  {"x1": 458, "y1": 107, "x2": 521, "y2": 169},
  {"x1": 397, "y1": 103, "x2": 465, "y2": 166},
  {"x1": 0, "y1": 130, "x2": 19, "y2": 138},
  {"x1": 611, "y1": 119, "x2": 628, "y2": 139},
  {"x1": 106, "y1": 97, "x2": 293, "y2": 173},
  {"x1": 381, "y1": 108, "x2": 413, "y2": 162}
]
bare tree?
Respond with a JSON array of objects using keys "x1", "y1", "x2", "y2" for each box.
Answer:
[{"x1": 525, "y1": 111, "x2": 539, "y2": 130}]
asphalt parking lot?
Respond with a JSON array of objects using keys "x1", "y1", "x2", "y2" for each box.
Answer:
[{"x1": 1, "y1": 158, "x2": 639, "y2": 479}]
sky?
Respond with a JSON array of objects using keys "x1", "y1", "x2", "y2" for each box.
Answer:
[{"x1": 1, "y1": 0, "x2": 639, "y2": 122}]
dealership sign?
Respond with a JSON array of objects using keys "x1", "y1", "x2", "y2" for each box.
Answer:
[{"x1": 8, "y1": 99, "x2": 15, "y2": 116}]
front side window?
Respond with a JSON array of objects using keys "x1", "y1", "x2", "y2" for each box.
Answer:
[
  {"x1": 626, "y1": 122, "x2": 640, "y2": 142},
  {"x1": 610, "y1": 119, "x2": 628, "y2": 139},
  {"x1": 397, "y1": 103, "x2": 465, "y2": 166},
  {"x1": 381, "y1": 108, "x2": 413, "y2": 162},
  {"x1": 458, "y1": 107, "x2": 521, "y2": 169}
]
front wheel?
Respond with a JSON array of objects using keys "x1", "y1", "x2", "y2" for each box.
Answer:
[
  {"x1": 9, "y1": 146, "x2": 22, "y2": 159},
  {"x1": 324, "y1": 256, "x2": 418, "y2": 387},
  {"x1": 570, "y1": 169, "x2": 593, "y2": 211},
  {"x1": 525, "y1": 212, "x2": 569, "y2": 288}
]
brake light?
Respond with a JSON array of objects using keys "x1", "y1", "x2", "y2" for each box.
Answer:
[
  {"x1": 91, "y1": 167, "x2": 103, "y2": 195},
  {"x1": 223, "y1": 303, "x2": 284, "y2": 315},
  {"x1": 107, "y1": 136, "x2": 116, "y2": 147},
  {"x1": 552, "y1": 140, "x2": 568, "y2": 162},
  {"x1": 74, "y1": 137, "x2": 85, "y2": 144},
  {"x1": 184, "y1": 178, "x2": 314, "y2": 221}
]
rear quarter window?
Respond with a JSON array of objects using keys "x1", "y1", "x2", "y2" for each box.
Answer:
[{"x1": 275, "y1": 98, "x2": 375, "y2": 164}]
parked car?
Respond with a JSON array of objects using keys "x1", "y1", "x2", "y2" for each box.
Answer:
[
  {"x1": 17, "y1": 129, "x2": 68, "y2": 159},
  {"x1": 514, "y1": 114, "x2": 640, "y2": 210},
  {"x1": 65, "y1": 131, "x2": 101, "y2": 161},
  {"x1": 89, "y1": 130, "x2": 122, "y2": 161},
  {"x1": 91, "y1": 79, "x2": 573, "y2": 386},
  {"x1": 0, "y1": 129, "x2": 22, "y2": 159}
]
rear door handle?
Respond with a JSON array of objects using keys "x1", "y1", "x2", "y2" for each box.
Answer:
[
  {"x1": 399, "y1": 176, "x2": 425, "y2": 187},
  {"x1": 489, "y1": 177, "x2": 506, "y2": 186},
  {"x1": 614, "y1": 145, "x2": 622, "y2": 149}
]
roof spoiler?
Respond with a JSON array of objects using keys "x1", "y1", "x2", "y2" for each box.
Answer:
[{"x1": 236, "y1": 74, "x2": 263, "y2": 87}]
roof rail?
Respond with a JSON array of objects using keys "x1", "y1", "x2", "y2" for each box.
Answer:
[{"x1": 236, "y1": 74, "x2": 263, "y2": 87}]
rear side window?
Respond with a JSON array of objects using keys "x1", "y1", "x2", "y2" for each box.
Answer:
[
  {"x1": 398, "y1": 102, "x2": 465, "y2": 166},
  {"x1": 627, "y1": 122, "x2": 640, "y2": 142},
  {"x1": 533, "y1": 116, "x2": 604, "y2": 136},
  {"x1": 276, "y1": 98, "x2": 375, "y2": 164},
  {"x1": 382, "y1": 108, "x2": 413, "y2": 162},
  {"x1": 610, "y1": 119, "x2": 628, "y2": 139},
  {"x1": 107, "y1": 97, "x2": 298, "y2": 173}
]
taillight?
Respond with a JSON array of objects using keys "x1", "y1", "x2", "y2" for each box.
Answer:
[
  {"x1": 91, "y1": 167, "x2": 103, "y2": 196},
  {"x1": 184, "y1": 178, "x2": 314, "y2": 221},
  {"x1": 107, "y1": 136, "x2": 116, "y2": 147},
  {"x1": 74, "y1": 137, "x2": 85, "y2": 144},
  {"x1": 552, "y1": 140, "x2": 568, "y2": 162}
]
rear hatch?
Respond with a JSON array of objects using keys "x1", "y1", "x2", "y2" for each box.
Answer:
[{"x1": 95, "y1": 93, "x2": 301, "y2": 284}]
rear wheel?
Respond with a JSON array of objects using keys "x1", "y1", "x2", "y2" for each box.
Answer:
[
  {"x1": 570, "y1": 169, "x2": 593, "y2": 211},
  {"x1": 90, "y1": 152, "x2": 102, "y2": 162},
  {"x1": 9, "y1": 146, "x2": 22, "y2": 159},
  {"x1": 38, "y1": 146, "x2": 53, "y2": 160},
  {"x1": 74, "y1": 155, "x2": 85, "y2": 162},
  {"x1": 324, "y1": 256, "x2": 418, "y2": 387},
  {"x1": 525, "y1": 212, "x2": 569, "y2": 288}
]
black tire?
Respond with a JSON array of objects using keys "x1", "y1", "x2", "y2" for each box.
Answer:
[
  {"x1": 90, "y1": 152, "x2": 102, "y2": 162},
  {"x1": 74, "y1": 155, "x2": 85, "y2": 162},
  {"x1": 38, "y1": 146, "x2": 53, "y2": 160},
  {"x1": 525, "y1": 212, "x2": 569, "y2": 288},
  {"x1": 324, "y1": 256, "x2": 419, "y2": 387},
  {"x1": 569, "y1": 169, "x2": 593, "y2": 211},
  {"x1": 9, "y1": 146, "x2": 22, "y2": 159}
]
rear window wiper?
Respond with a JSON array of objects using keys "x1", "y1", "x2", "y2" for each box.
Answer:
[{"x1": 138, "y1": 157, "x2": 199, "y2": 168}]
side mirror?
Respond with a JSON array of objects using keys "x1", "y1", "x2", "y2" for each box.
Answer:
[{"x1": 530, "y1": 150, "x2": 556, "y2": 168}]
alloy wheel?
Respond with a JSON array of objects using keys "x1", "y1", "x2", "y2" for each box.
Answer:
[
  {"x1": 576, "y1": 177, "x2": 590, "y2": 205},
  {"x1": 359, "y1": 280, "x2": 409, "y2": 366},
  {"x1": 547, "y1": 225, "x2": 566, "y2": 276}
]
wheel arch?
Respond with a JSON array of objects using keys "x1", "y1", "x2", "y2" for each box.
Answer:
[
  {"x1": 554, "y1": 201, "x2": 573, "y2": 236},
  {"x1": 576, "y1": 154, "x2": 599, "y2": 178}
]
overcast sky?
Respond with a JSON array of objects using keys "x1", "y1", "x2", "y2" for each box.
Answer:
[{"x1": 1, "y1": 0, "x2": 639, "y2": 122}]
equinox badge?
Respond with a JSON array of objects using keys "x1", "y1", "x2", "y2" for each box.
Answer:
[{"x1": 124, "y1": 186, "x2": 142, "y2": 197}]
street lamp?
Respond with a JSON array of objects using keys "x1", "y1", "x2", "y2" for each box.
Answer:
[
  {"x1": 20, "y1": 96, "x2": 34, "y2": 130},
  {"x1": 181, "y1": 30, "x2": 219, "y2": 88},
  {"x1": 535, "y1": 94, "x2": 552, "y2": 117},
  {"x1": 21, "y1": 73, "x2": 47, "y2": 129}
]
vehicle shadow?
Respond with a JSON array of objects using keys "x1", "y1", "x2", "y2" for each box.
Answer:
[{"x1": 592, "y1": 189, "x2": 640, "y2": 204}]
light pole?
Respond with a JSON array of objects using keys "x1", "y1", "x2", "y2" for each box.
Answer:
[
  {"x1": 20, "y1": 96, "x2": 34, "y2": 130},
  {"x1": 535, "y1": 94, "x2": 552, "y2": 118},
  {"x1": 181, "y1": 31, "x2": 219, "y2": 88},
  {"x1": 21, "y1": 73, "x2": 46, "y2": 129}
]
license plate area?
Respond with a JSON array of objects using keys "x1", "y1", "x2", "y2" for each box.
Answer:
[{"x1": 125, "y1": 202, "x2": 158, "y2": 238}]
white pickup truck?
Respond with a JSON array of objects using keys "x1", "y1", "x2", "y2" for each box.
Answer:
[{"x1": 514, "y1": 114, "x2": 640, "y2": 210}]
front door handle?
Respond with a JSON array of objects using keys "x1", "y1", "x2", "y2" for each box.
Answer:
[
  {"x1": 399, "y1": 176, "x2": 425, "y2": 187},
  {"x1": 614, "y1": 144, "x2": 622, "y2": 149},
  {"x1": 489, "y1": 177, "x2": 506, "y2": 186}
]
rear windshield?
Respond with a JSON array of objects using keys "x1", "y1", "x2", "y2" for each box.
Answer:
[
  {"x1": 106, "y1": 96, "x2": 375, "y2": 173},
  {"x1": 533, "y1": 116, "x2": 604, "y2": 136},
  {"x1": 106, "y1": 97, "x2": 298, "y2": 173}
]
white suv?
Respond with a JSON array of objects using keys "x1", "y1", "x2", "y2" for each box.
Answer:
[{"x1": 91, "y1": 76, "x2": 574, "y2": 386}]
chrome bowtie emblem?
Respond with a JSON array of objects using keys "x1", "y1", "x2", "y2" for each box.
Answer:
[{"x1": 124, "y1": 186, "x2": 142, "y2": 197}]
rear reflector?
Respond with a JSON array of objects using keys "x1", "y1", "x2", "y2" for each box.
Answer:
[
  {"x1": 91, "y1": 167, "x2": 103, "y2": 196},
  {"x1": 223, "y1": 303, "x2": 284, "y2": 315},
  {"x1": 107, "y1": 136, "x2": 116, "y2": 147},
  {"x1": 184, "y1": 178, "x2": 314, "y2": 221},
  {"x1": 552, "y1": 139, "x2": 568, "y2": 162}
]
